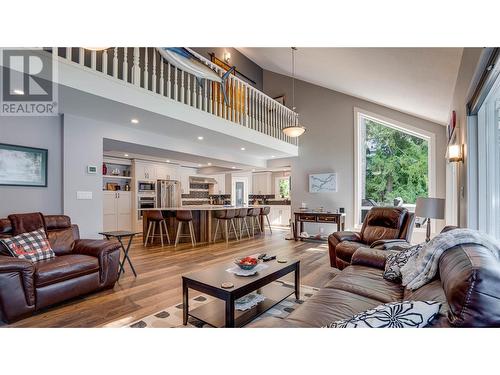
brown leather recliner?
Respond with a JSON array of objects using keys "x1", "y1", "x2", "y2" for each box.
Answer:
[
  {"x1": 0, "y1": 212, "x2": 121, "y2": 323},
  {"x1": 328, "y1": 207, "x2": 415, "y2": 269}
]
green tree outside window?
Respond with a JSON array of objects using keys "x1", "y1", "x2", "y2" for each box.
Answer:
[{"x1": 365, "y1": 120, "x2": 428, "y2": 205}]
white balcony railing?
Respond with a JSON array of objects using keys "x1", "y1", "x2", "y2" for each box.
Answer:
[{"x1": 50, "y1": 47, "x2": 299, "y2": 146}]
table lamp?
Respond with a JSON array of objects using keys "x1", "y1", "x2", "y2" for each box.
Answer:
[{"x1": 415, "y1": 197, "x2": 445, "y2": 242}]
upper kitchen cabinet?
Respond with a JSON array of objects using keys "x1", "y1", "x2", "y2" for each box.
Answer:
[
  {"x1": 155, "y1": 163, "x2": 179, "y2": 181},
  {"x1": 179, "y1": 167, "x2": 197, "y2": 194},
  {"x1": 252, "y1": 172, "x2": 272, "y2": 195},
  {"x1": 209, "y1": 174, "x2": 226, "y2": 194},
  {"x1": 134, "y1": 161, "x2": 156, "y2": 181},
  {"x1": 133, "y1": 160, "x2": 180, "y2": 182}
]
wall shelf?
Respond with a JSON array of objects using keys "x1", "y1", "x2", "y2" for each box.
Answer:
[{"x1": 103, "y1": 175, "x2": 132, "y2": 180}]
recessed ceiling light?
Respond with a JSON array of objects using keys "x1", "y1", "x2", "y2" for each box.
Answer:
[
  {"x1": 131, "y1": 118, "x2": 139, "y2": 124},
  {"x1": 207, "y1": 162, "x2": 212, "y2": 166},
  {"x1": 271, "y1": 155, "x2": 276, "y2": 158},
  {"x1": 197, "y1": 136, "x2": 204, "y2": 140},
  {"x1": 198, "y1": 164, "x2": 202, "y2": 167},
  {"x1": 124, "y1": 154, "x2": 129, "y2": 157},
  {"x1": 240, "y1": 147, "x2": 246, "y2": 151},
  {"x1": 13, "y1": 89, "x2": 24, "y2": 95},
  {"x1": 166, "y1": 160, "x2": 170, "y2": 163},
  {"x1": 232, "y1": 166, "x2": 236, "y2": 169}
]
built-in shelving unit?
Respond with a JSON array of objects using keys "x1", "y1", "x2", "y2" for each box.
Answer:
[
  {"x1": 102, "y1": 156, "x2": 133, "y2": 232},
  {"x1": 103, "y1": 157, "x2": 132, "y2": 191}
]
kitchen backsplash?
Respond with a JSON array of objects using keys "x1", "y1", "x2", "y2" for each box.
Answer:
[{"x1": 182, "y1": 190, "x2": 209, "y2": 199}]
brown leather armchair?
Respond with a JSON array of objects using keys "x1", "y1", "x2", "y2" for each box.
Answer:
[
  {"x1": 328, "y1": 207, "x2": 415, "y2": 269},
  {"x1": 0, "y1": 212, "x2": 121, "y2": 323}
]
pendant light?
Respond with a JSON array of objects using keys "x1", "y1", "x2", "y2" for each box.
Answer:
[{"x1": 282, "y1": 47, "x2": 306, "y2": 138}]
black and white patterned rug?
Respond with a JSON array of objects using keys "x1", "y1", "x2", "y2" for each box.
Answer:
[{"x1": 113, "y1": 280, "x2": 319, "y2": 328}]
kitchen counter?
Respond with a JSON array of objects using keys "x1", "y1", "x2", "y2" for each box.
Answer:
[
  {"x1": 139, "y1": 205, "x2": 269, "y2": 211},
  {"x1": 141, "y1": 205, "x2": 270, "y2": 244}
]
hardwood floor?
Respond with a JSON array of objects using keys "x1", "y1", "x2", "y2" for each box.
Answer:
[{"x1": 6, "y1": 229, "x2": 337, "y2": 328}]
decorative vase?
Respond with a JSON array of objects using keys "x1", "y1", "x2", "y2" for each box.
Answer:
[{"x1": 102, "y1": 163, "x2": 107, "y2": 176}]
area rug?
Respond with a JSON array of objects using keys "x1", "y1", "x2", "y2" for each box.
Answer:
[{"x1": 123, "y1": 280, "x2": 319, "y2": 328}]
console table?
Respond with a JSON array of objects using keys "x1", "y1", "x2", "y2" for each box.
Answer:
[{"x1": 293, "y1": 211, "x2": 346, "y2": 241}]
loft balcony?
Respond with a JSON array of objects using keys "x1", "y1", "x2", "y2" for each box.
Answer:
[{"x1": 42, "y1": 47, "x2": 299, "y2": 157}]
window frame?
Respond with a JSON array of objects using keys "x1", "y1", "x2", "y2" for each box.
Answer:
[
  {"x1": 475, "y1": 83, "x2": 500, "y2": 239},
  {"x1": 353, "y1": 107, "x2": 436, "y2": 229}
]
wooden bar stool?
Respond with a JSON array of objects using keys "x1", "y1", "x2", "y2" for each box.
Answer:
[
  {"x1": 175, "y1": 210, "x2": 196, "y2": 247},
  {"x1": 213, "y1": 209, "x2": 239, "y2": 243},
  {"x1": 144, "y1": 210, "x2": 170, "y2": 246},
  {"x1": 247, "y1": 208, "x2": 262, "y2": 236},
  {"x1": 234, "y1": 208, "x2": 251, "y2": 239},
  {"x1": 260, "y1": 206, "x2": 272, "y2": 234}
]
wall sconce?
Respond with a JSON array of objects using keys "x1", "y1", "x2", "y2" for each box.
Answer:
[
  {"x1": 448, "y1": 144, "x2": 463, "y2": 163},
  {"x1": 223, "y1": 51, "x2": 231, "y2": 63}
]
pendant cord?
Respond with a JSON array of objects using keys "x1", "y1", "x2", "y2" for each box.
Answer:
[{"x1": 291, "y1": 47, "x2": 295, "y2": 112}]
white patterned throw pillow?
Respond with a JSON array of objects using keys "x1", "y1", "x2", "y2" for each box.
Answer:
[
  {"x1": 383, "y1": 244, "x2": 422, "y2": 282},
  {"x1": 327, "y1": 300, "x2": 441, "y2": 328},
  {"x1": 0, "y1": 228, "x2": 55, "y2": 262}
]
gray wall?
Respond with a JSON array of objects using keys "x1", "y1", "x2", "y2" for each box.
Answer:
[
  {"x1": 191, "y1": 47, "x2": 263, "y2": 91},
  {"x1": 0, "y1": 116, "x2": 63, "y2": 217},
  {"x1": 62, "y1": 114, "x2": 104, "y2": 238},
  {"x1": 448, "y1": 48, "x2": 483, "y2": 227},
  {"x1": 263, "y1": 70, "x2": 448, "y2": 230}
]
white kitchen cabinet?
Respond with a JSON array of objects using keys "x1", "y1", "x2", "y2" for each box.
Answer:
[
  {"x1": 103, "y1": 191, "x2": 132, "y2": 232},
  {"x1": 269, "y1": 205, "x2": 291, "y2": 226},
  {"x1": 155, "y1": 163, "x2": 168, "y2": 180},
  {"x1": 179, "y1": 167, "x2": 197, "y2": 194},
  {"x1": 252, "y1": 172, "x2": 272, "y2": 195},
  {"x1": 134, "y1": 162, "x2": 155, "y2": 181},
  {"x1": 209, "y1": 174, "x2": 226, "y2": 194},
  {"x1": 135, "y1": 161, "x2": 180, "y2": 182}
]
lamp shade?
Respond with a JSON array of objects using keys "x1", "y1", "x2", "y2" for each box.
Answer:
[{"x1": 415, "y1": 197, "x2": 445, "y2": 219}]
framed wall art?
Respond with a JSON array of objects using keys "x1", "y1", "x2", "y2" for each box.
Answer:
[
  {"x1": 309, "y1": 173, "x2": 337, "y2": 193},
  {"x1": 0, "y1": 143, "x2": 48, "y2": 187}
]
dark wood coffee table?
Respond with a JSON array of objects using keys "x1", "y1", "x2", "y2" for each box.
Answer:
[{"x1": 182, "y1": 259, "x2": 300, "y2": 328}]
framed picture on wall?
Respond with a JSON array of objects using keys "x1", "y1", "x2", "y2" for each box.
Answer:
[
  {"x1": 309, "y1": 173, "x2": 337, "y2": 193},
  {"x1": 0, "y1": 143, "x2": 48, "y2": 187}
]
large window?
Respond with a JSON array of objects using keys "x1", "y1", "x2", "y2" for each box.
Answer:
[
  {"x1": 354, "y1": 109, "x2": 434, "y2": 226},
  {"x1": 475, "y1": 87, "x2": 500, "y2": 239}
]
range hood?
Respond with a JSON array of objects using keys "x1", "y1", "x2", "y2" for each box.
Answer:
[{"x1": 189, "y1": 176, "x2": 217, "y2": 184}]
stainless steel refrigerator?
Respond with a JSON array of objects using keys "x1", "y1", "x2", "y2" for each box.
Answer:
[{"x1": 157, "y1": 180, "x2": 181, "y2": 208}]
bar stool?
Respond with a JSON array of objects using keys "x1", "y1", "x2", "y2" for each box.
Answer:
[
  {"x1": 234, "y1": 208, "x2": 251, "y2": 239},
  {"x1": 247, "y1": 208, "x2": 262, "y2": 236},
  {"x1": 175, "y1": 210, "x2": 196, "y2": 247},
  {"x1": 213, "y1": 209, "x2": 239, "y2": 243},
  {"x1": 144, "y1": 210, "x2": 170, "y2": 246},
  {"x1": 259, "y1": 206, "x2": 272, "y2": 234}
]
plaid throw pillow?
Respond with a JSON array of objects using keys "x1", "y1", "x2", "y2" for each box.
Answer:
[{"x1": 0, "y1": 228, "x2": 55, "y2": 262}]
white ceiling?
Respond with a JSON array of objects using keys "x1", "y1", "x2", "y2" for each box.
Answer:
[{"x1": 237, "y1": 48, "x2": 464, "y2": 125}]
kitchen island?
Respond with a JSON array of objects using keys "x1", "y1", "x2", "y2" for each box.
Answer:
[{"x1": 140, "y1": 206, "x2": 270, "y2": 244}]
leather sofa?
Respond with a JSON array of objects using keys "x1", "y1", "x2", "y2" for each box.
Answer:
[
  {"x1": 248, "y1": 240, "x2": 500, "y2": 327},
  {"x1": 328, "y1": 207, "x2": 415, "y2": 269},
  {"x1": 0, "y1": 212, "x2": 121, "y2": 323}
]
